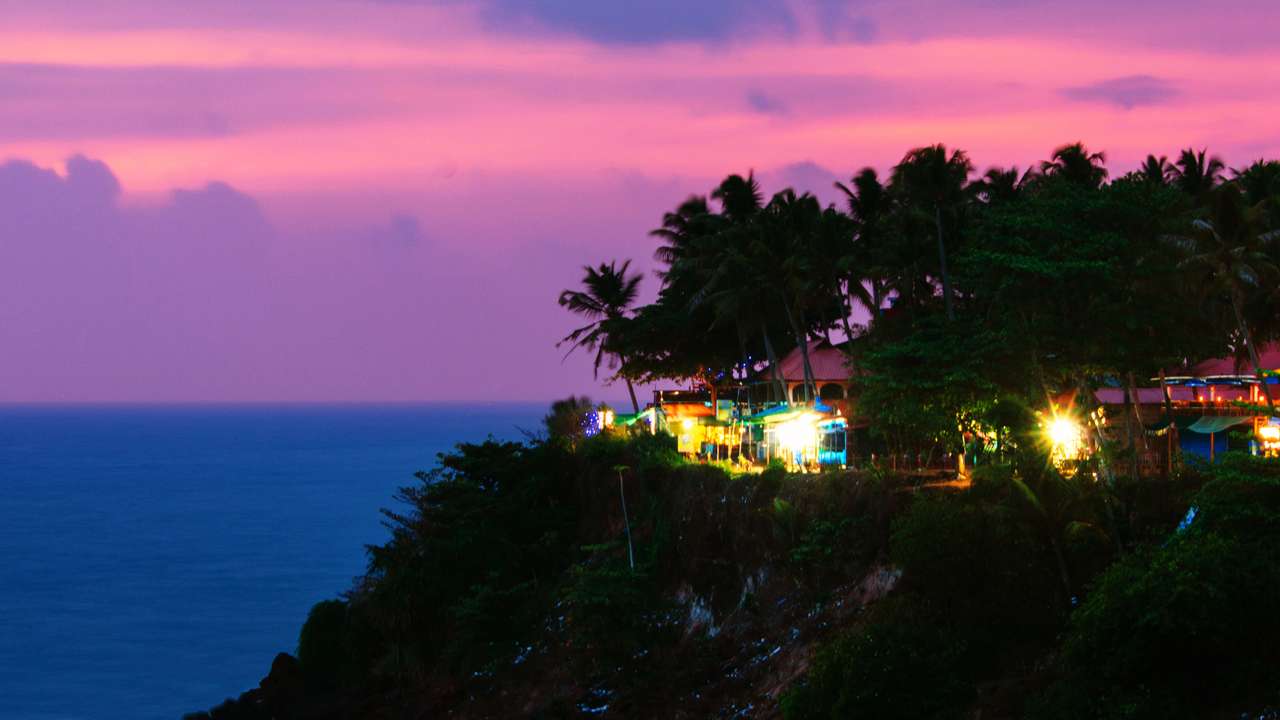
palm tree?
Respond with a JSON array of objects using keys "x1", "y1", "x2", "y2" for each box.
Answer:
[
  {"x1": 650, "y1": 195, "x2": 714, "y2": 279},
  {"x1": 972, "y1": 165, "x2": 1033, "y2": 205},
  {"x1": 705, "y1": 173, "x2": 791, "y2": 401},
  {"x1": 558, "y1": 260, "x2": 644, "y2": 412},
  {"x1": 1232, "y1": 159, "x2": 1280, "y2": 206},
  {"x1": 1006, "y1": 468, "x2": 1113, "y2": 601},
  {"x1": 1165, "y1": 185, "x2": 1280, "y2": 416},
  {"x1": 837, "y1": 167, "x2": 893, "y2": 323},
  {"x1": 711, "y1": 171, "x2": 764, "y2": 222},
  {"x1": 1139, "y1": 154, "x2": 1173, "y2": 185},
  {"x1": 890, "y1": 144, "x2": 974, "y2": 321},
  {"x1": 1040, "y1": 142, "x2": 1108, "y2": 188},
  {"x1": 756, "y1": 190, "x2": 827, "y2": 402},
  {"x1": 1171, "y1": 147, "x2": 1224, "y2": 199}
]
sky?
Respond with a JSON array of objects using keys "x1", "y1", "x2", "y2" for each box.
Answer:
[{"x1": 3, "y1": 0, "x2": 1280, "y2": 403}]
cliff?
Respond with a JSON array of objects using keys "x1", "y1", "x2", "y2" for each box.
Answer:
[{"x1": 186, "y1": 433, "x2": 1280, "y2": 719}]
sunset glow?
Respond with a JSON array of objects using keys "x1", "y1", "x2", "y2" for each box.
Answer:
[{"x1": 4, "y1": 0, "x2": 1280, "y2": 401}]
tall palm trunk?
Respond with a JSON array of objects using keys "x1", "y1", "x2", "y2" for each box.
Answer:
[
  {"x1": 798, "y1": 309, "x2": 819, "y2": 402},
  {"x1": 935, "y1": 205, "x2": 954, "y2": 321},
  {"x1": 1231, "y1": 293, "x2": 1277, "y2": 418},
  {"x1": 1158, "y1": 368, "x2": 1176, "y2": 420},
  {"x1": 1126, "y1": 372, "x2": 1152, "y2": 477},
  {"x1": 838, "y1": 309, "x2": 856, "y2": 344},
  {"x1": 1123, "y1": 379, "x2": 1139, "y2": 480},
  {"x1": 780, "y1": 299, "x2": 816, "y2": 404},
  {"x1": 612, "y1": 341, "x2": 640, "y2": 413},
  {"x1": 624, "y1": 376, "x2": 640, "y2": 414},
  {"x1": 761, "y1": 321, "x2": 787, "y2": 404}
]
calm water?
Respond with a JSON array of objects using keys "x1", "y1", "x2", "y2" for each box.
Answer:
[{"x1": 0, "y1": 404, "x2": 544, "y2": 720}]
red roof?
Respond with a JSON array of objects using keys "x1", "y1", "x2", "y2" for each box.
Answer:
[
  {"x1": 773, "y1": 340, "x2": 853, "y2": 382},
  {"x1": 1095, "y1": 387, "x2": 1224, "y2": 404},
  {"x1": 1186, "y1": 343, "x2": 1280, "y2": 377}
]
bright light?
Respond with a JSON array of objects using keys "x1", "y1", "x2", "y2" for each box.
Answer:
[
  {"x1": 1258, "y1": 424, "x2": 1280, "y2": 456},
  {"x1": 681, "y1": 418, "x2": 695, "y2": 430},
  {"x1": 1045, "y1": 414, "x2": 1084, "y2": 463},
  {"x1": 776, "y1": 413, "x2": 819, "y2": 452}
]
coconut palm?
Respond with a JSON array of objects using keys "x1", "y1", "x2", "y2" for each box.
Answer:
[
  {"x1": 1006, "y1": 466, "x2": 1113, "y2": 601},
  {"x1": 711, "y1": 171, "x2": 764, "y2": 222},
  {"x1": 972, "y1": 165, "x2": 1034, "y2": 205},
  {"x1": 558, "y1": 260, "x2": 644, "y2": 412},
  {"x1": 1139, "y1": 154, "x2": 1173, "y2": 185},
  {"x1": 1040, "y1": 142, "x2": 1108, "y2": 188},
  {"x1": 650, "y1": 195, "x2": 715, "y2": 279},
  {"x1": 1171, "y1": 147, "x2": 1225, "y2": 199},
  {"x1": 1232, "y1": 159, "x2": 1280, "y2": 206},
  {"x1": 890, "y1": 144, "x2": 974, "y2": 321},
  {"x1": 836, "y1": 168, "x2": 892, "y2": 324},
  {"x1": 706, "y1": 173, "x2": 791, "y2": 397},
  {"x1": 1165, "y1": 185, "x2": 1280, "y2": 416},
  {"x1": 756, "y1": 190, "x2": 828, "y2": 402}
]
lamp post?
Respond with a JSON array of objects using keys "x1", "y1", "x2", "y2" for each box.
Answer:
[{"x1": 613, "y1": 464, "x2": 635, "y2": 571}]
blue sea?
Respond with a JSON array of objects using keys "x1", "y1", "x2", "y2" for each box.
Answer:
[{"x1": 0, "y1": 404, "x2": 546, "y2": 720}]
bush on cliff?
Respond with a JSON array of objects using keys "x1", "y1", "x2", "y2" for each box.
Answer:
[
  {"x1": 357, "y1": 439, "x2": 580, "y2": 673},
  {"x1": 1032, "y1": 453, "x2": 1280, "y2": 719},
  {"x1": 783, "y1": 466, "x2": 1069, "y2": 719}
]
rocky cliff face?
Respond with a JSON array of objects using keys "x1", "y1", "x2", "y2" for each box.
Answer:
[
  {"x1": 187, "y1": 441, "x2": 1280, "y2": 720},
  {"x1": 186, "y1": 445, "x2": 915, "y2": 719}
]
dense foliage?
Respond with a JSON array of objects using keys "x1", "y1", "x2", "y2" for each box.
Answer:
[
  {"x1": 783, "y1": 454, "x2": 1280, "y2": 720},
  {"x1": 193, "y1": 430, "x2": 1280, "y2": 719},
  {"x1": 198, "y1": 141, "x2": 1280, "y2": 717},
  {"x1": 559, "y1": 143, "x2": 1280, "y2": 458},
  {"x1": 1034, "y1": 454, "x2": 1280, "y2": 719}
]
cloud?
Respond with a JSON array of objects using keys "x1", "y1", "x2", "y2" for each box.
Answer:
[
  {"x1": 746, "y1": 89, "x2": 788, "y2": 115},
  {"x1": 0, "y1": 155, "x2": 689, "y2": 403},
  {"x1": 365, "y1": 214, "x2": 427, "y2": 247},
  {"x1": 1060, "y1": 75, "x2": 1178, "y2": 110},
  {"x1": 759, "y1": 160, "x2": 842, "y2": 206},
  {"x1": 477, "y1": 0, "x2": 880, "y2": 44}
]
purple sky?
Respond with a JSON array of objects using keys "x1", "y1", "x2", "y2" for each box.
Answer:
[{"x1": 3, "y1": 0, "x2": 1280, "y2": 402}]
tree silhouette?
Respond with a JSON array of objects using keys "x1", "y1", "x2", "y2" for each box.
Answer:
[{"x1": 558, "y1": 260, "x2": 644, "y2": 412}]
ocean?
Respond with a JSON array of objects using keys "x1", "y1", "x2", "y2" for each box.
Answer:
[{"x1": 0, "y1": 404, "x2": 546, "y2": 720}]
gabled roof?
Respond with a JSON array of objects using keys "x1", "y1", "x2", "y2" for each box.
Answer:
[{"x1": 771, "y1": 339, "x2": 854, "y2": 382}]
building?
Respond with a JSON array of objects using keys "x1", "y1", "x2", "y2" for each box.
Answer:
[
  {"x1": 626, "y1": 339, "x2": 857, "y2": 471},
  {"x1": 1095, "y1": 345, "x2": 1280, "y2": 471}
]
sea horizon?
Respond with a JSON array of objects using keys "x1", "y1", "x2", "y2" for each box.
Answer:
[{"x1": 0, "y1": 403, "x2": 549, "y2": 720}]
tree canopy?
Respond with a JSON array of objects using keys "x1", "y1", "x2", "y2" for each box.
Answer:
[{"x1": 558, "y1": 142, "x2": 1280, "y2": 456}]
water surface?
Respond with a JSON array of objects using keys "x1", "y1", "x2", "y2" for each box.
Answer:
[{"x1": 0, "y1": 404, "x2": 543, "y2": 720}]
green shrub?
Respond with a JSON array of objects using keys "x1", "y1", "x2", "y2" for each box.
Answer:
[
  {"x1": 784, "y1": 491, "x2": 1068, "y2": 719},
  {"x1": 789, "y1": 515, "x2": 871, "y2": 586},
  {"x1": 297, "y1": 599, "x2": 348, "y2": 691},
  {"x1": 560, "y1": 544, "x2": 664, "y2": 670},
  {"x1": 1032, "y1": 455, "x2": 1280, "y2": 719},
  {"x1": 890, "y1": 496, "x2": 1063, "y2": 652},
  {"x1": 782, "y1": 597, "x2": 969, "y2": 720}
]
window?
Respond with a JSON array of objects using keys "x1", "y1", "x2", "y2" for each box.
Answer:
[{"x1": 819, "y1": 383, "x2": 845, "y2": 400}]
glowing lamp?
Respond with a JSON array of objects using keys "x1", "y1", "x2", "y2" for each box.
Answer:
[
  {"x1": 681, "y1": 418, "x2": 695, "y2": 430},
  {"x1": 1044, "y1": 414, "x2": 1084, "y2": 465},
  {"x1": 776, "y1": 413, "x2": 819, "y2": 453}
]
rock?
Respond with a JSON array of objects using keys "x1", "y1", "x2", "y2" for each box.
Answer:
[{"x1": 258, "y1": 653, "x2": 305, "y2": 718}]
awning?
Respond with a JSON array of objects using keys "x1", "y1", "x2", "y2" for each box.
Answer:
[{"x1": 1183, "y1": 416, "x2": 1252, "y2": 434}]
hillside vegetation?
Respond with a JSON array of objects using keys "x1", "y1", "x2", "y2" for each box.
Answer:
[{"x1": 187, "y1": 423, "x2": 1280, "y2": 719}]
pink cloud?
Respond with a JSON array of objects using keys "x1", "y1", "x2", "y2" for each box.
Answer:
[{"x1": 2, "y1": 1, "x2": 1280, "y2": 401}]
